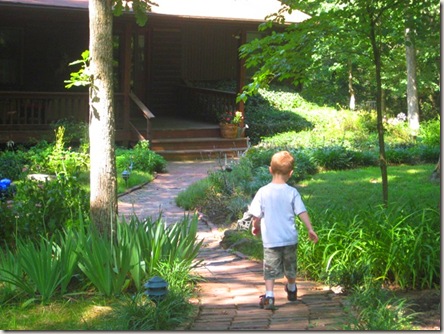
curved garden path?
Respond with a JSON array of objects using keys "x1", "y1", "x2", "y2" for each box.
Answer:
[{"x1": 118, "y1": 160, "x2": 347, "y2": 330}]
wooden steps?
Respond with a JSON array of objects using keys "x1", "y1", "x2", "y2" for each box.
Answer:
[
  {"x1": 151, "y1": 137, "x2": 249, "y2": 160},
  {"x1": 130, "y1": 116, "x2": 249, "y2": 160},
  {"x1": 151, "y1": 130, "x2": 249, "y2": 160}
]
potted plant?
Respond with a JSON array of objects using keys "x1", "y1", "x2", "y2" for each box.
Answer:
[{"x1": 219, "y1": 110, "x2": 243, "y2": 138}]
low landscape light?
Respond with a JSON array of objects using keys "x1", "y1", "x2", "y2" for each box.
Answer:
[
  {"x1": 144, "y1": 276, "x2": 168, "y2": 304},
  {"x1": 122, "y1": 170, "x2": 130, "y2": 187}
]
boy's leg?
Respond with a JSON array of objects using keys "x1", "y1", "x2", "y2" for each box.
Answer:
[
  {"x1": 260, "y1": 247, "x2": 283, "y2": 310},
  {"x1": 265, "y1": 279, "x2": 275, "y2": 293},
  {"x1": 283, "y1": 244, "x2": 298, "y2": 301},
  {"x1": 260, "y1": 279, "x2": 276, "y2": 309}
]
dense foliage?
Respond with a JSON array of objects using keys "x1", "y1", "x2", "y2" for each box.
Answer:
[
  {"x1": 239, "y1": 0, "x2": 439, "y2": 120},
  {"x1": 0, "y1": 125, "x2": 166, "y2": 247}
]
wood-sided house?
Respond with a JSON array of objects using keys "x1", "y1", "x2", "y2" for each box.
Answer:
[{"x1": 0, "y1": 0, "x2": 308, "y2": 159}]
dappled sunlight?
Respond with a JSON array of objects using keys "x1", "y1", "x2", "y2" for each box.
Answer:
[{"x1": 81, "y1": 305, "x2": 113, "y2": 323}]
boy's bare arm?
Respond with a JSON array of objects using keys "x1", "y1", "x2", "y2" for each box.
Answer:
[
  {"x1": 251, "y1": 216, "x2": 261, "y2": 236},
  {"x1": 298, "y1": 211, "x2": 319, "y2": 243}
]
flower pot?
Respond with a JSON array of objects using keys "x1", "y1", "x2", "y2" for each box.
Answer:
[{"x1": 220, "y1": 123, "x2": 238, "y2": 139}]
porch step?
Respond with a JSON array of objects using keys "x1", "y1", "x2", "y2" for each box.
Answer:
[
  {"x1": 151, "y1": 137, "x2": 247, "y2": 150},
  {"x1": 151, "y1": 126, "x2": 220, "y2": 139},
  {"x1": 131, "y1": 117, "x2": 249, "y2": 160},
  {"x1": 157, "y1": 147, "x2": 247, "y2": 161},
  {"x1": 151, "y1": 136, "x2": 249, "y2": 161}
]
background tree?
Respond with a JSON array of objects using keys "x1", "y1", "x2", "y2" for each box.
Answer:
[{"x1": 239, "y1": 0, "x2": 439, "y2": 205}]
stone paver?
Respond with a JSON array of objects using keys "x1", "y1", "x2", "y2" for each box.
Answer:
[{"x1": 118, "y1": 160, "x2": 348, "y2": 330}]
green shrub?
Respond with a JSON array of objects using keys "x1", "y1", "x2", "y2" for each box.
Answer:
[
  {"x1": 49, "y1": 118, "x2": 88, "y2": 145},
  {"x1": 116, "y1": 140, "x2": 167, "y2": 174},
  {"x1": 8, "y1": 174, "x2": 89, "y2": 241},
  {"x1": 418, "y1": 117, "x2": 440, "y2": 147},
  {"x1": 413, "y1": 145, "x2": 440, "y2": 163},
  {"x1": 176, "y1": 178, "x2": 213, "y2": 210},
  {"x1": 311, "y1": 146, "x2": 353, "y2": 170},
  {"x1": 0, "y1": 150, "x2": 26, "y2": 181},
  {"x1": 386, "y1": 146, "x2": 418, "y2": 164},
  {"x1": 246, "y1": 108, "x2": 312, "y2": 144},
  {"x1": 349, "y1": 149, "x2": 379, "y2": 167}
]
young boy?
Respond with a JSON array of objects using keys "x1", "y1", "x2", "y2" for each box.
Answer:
[{"x1": 249, "y1": 150, "x2": 318, "y2": 310}]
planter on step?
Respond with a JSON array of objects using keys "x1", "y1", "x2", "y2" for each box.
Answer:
[{"x1": 220, "y1": 123, "x2": 238, "y2": 139}]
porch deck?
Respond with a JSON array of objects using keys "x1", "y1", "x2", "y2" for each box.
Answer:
[{"x1": 151, "y1": 116, "x2": 219, "y2": 130}]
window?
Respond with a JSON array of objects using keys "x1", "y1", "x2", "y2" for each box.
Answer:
[{"x1": 0, "y1": 28, "x2": 23, "y2": 88}]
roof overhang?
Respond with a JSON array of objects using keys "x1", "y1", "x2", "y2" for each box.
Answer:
[{"x1": 0, "y1": 0, "x2": 310, "y2": 23}]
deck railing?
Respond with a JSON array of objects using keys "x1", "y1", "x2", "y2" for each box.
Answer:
[
  {"x1": 177, "y1": 85, "x2": 237, "y2": 123},
  {"x1": 0, "y1": 91, "x2": 90, "y2": 126},
  {"x1": 0, "y1": 91, "x2": 127, "y2": 128}
]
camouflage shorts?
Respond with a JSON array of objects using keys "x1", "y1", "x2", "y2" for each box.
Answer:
[{"x1": 263, "y1": 244, "x2": 298, "y2": 280}]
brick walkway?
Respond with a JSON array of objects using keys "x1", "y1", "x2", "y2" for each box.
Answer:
[{"x1": 118, "y1": 160, "x2": 348, "y2": 331}]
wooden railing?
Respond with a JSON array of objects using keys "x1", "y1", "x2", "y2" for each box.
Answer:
[
  {"x1": 0, "y1": 91, "x2": 127, "y2": 128},
  {"x1": 177, "y1": 85, "x2": 237, "y2": 123},
  {"x1": 0, "y1": 91, "x2": 89, "y2": 126},
  {"x1": 129, "y1": 91, "x2": 155, "y2": 141}
]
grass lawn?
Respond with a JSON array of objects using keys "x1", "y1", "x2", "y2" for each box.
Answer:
[
  {"x1": 298, "y1": 164, "x2": 439, "y2": 212},
  {"x1": 0, "y1": 297, "x2": 117, "y2": 330}
]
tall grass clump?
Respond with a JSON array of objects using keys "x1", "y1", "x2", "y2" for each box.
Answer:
[
  {"x1": 0, "y1": 214, "x2": 203, "y2": 299},
  {"x1": 297, "y1": 205, "x2": 440, "y2": 291},
  {"x1": 343, "y1": 283, "x2": 416, "y2": 330}
]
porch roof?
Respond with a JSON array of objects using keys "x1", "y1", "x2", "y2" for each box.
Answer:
[{"x1": 0, "y1": 0, "x2": 310, "y2": 23}]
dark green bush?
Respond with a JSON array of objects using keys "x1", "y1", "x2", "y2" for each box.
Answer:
[
  {"x1": 116, "y1": 140, "x2": 167, "y2": 173},
  {"x1": 292, "y1": 149, "x2": 318, "y2": 182},
  {"x1": 0, "y1": 150, "x2": 26, "y2": 180},
  {"x1": 5, "y1": 174, "x2": 89, "y2": 244},
  {"x1": 414, "y1": 145, "x2": 440, "y2": 163},
  {"x1": 349, "y1": 150, "x2": 379, "y2": 167},
  {"x1": 386, "y1": 146, "x2": 419, "y2": 165},
  {"x1": 245, "y1": 108, "x2": 312, "y2": 144},
  {"x1": 311, "y1": 146, "x2": 354, "y2": 170}
]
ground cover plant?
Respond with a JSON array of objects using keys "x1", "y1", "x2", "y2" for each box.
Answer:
[{"x1": 176, "y1": 86, "x2": 440, "y2": 330}]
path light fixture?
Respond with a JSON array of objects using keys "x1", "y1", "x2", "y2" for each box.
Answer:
[
  {"x1": 144, "y1": 276, "x2": 168, "y2": 304},
  {"x1": 122, "y1": 169, "x2": 130, "y2": 188}
]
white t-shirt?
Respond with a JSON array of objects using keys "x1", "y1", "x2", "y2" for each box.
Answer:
[{"x1": 249, "y1": 182, "x2": 307, "y2": 248}]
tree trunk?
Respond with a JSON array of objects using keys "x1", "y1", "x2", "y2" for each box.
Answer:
[
  {"x1": 405, "y1": 27, "x2": 420, "y2": 138},
  {"x1": 348, "y1": 62, "x2": 355, "y2": 110},
  {"x1": 89, "y1": 0, "x2": 118, "y2": 236},
  {"x1": 369, "y1": 14, "x2": 388, "y2": 207}
]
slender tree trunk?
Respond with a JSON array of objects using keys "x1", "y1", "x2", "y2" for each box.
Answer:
[
  {"x1": 405, "y1": 27, "x2": 420, "y2": 138},
  {"x1": 89, "y1": 0, "x2": 118, "y2": 235},
  {"x1": 348, "y1": 62, "x2": 355, "y2": 110},
  {"x1": 369, "y1": 14, "x2": 388, "y2": 207}
]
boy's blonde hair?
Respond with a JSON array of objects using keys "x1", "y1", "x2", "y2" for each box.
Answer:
[{"x1": 270, "y1": 151, "x2": 294, "y2": 175}]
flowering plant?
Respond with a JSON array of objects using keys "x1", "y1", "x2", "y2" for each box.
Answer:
[{"x1": 219, "y1": 110, "x2": 243, "y2": 125}]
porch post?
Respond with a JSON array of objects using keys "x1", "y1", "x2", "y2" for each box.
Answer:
[
  {"x1": 237, "y1": 28, "x2": 246, "y2": 129},
  {"x1": 122, "y1": 23, "x2": 132, "y2": 134}
]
